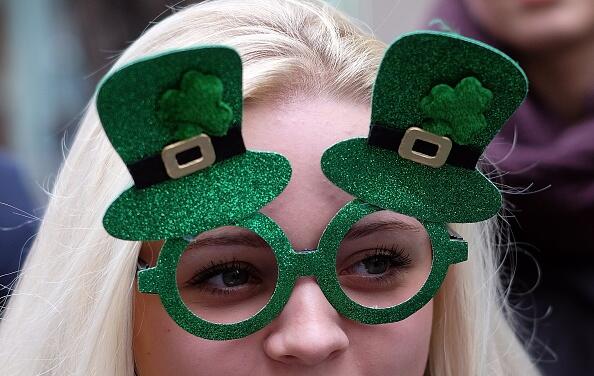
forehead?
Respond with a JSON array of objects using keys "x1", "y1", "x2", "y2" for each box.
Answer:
[
  {"x1": 242, "y1": 97, "x2": 370, "y2": 158},
  {"x1": 241, "y1": 97, "x2": 371, "y2": 248}
]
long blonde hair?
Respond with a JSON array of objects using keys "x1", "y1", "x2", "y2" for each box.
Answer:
[{"x1": 0, "y1": 1, "x2": 540, "y2": 375}]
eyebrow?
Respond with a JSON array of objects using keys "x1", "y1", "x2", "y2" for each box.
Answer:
[
  {"x1": 186, "y1": 218, "x2": 420, "y2": 250},
  {"x1": 188, "y1": 231, "x2": 271, "y2": 249},
  {"x1": 343, "y1": 219, "x2": 420, "y2": 241}
]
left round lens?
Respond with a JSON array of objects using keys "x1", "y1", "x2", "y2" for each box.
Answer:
[
  {"x1": 335, "y1": 210, "x2": 433, "y2": 309},
  {"x1": 176, "y1": 226, "x2": 278, "y2": 324}
]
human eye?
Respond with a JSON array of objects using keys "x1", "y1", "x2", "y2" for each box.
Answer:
[
  {"x1": 338, "y1": 245, "x2": 413, "y2": 291},
  {"x1": 175, "y1": 226, "x2": 278, "y2": 324},
  {"x1": 335, "y1": 210, "x2": 433, "y2": 309},
  {"x1": 184, "y1": 259, "x2": 263, "y2": 297}
]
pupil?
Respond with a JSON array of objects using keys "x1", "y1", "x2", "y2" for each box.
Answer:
[
  {"x1": 222, "y1": 269, "x2": 248, "y2": 286},
  {"x1": 363, "y1": 256, "x2": 389, "y2": 274}
]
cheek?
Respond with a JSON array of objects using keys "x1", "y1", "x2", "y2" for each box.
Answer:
[
  {"x1": 132, "y1": 290, "x2": 263, "y2": 375},
  {"x1": 132, "y1": 288, "x2": 434, "y2": 375},
  {"x1": 347, "y1": 301, "x2": 433, "y2": 376},
  {"x1": 558, "y1": 0, "x2": 594, "y2": 36},
  {"x1": 461, "y1": 0, "x2": 510, "y2": 34},
  {"x1": 463, "y1": 0, "x2": 594, "y2": 49}
]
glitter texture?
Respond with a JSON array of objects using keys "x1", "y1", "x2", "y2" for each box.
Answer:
[
  {"x1": 97, "y1": 46, "x2": 243, "y2": 163},
  {"x1": 97, "y1": 46, "x2": 291, "y2": 240},
  {"x1": 138, "y1": 213, "x2": 295, "y2": 340},
  {"x1": 103, "y1": 151, "x2": 291, "y2": 240},
  {"x1": 125, "y1": 33, "x2": 523, "y2": 340},
  {"x1": 316, "y1": 200, "x2": 467, "y2": 325},
  {"x1": 371, "y1": 31, "x2": 527, "y2": 148},
  {"x1": 321, "y1": 31, "x2": 527, "y2": 223},
  {"x1": 322, "y1": 138, "x2": 500, "y2": 223},
  {"x1": 138, "y1": 200, "x2": 468, "y2": 340}
]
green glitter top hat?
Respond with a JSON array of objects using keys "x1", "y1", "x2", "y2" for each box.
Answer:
[
  {"x1": 321, "y1": 31, "x2": 528, "y2": 223},
  {"x1": 98, "y1": 46, "x2": 291, "y2": 240}
]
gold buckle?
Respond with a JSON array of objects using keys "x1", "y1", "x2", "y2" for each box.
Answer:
[
  {"x1": 397, "y1": 127, "x2": 452, "y2": 168},
  {"x1": 161, "y1": 134, "x2": 216, "y2": 179}
]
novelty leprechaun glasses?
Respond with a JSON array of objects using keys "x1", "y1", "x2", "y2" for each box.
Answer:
[{"x1": 137, "y1": 199, "x2": 467, "y2": 340}]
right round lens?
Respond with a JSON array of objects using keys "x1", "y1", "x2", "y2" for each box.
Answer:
[
  {"x1": 335, "y1": 210, "x2": 433, "y2": 309},
  {"x1": 176, "y1": 226, "x2": 278, "y2": 324}
]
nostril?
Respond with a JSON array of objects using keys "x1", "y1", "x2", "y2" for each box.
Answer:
[
  {"x1": 328, "y1": 349, "x2": 342, "y2": 361},
  {"x1": 281, "y1": 355, "x2": 298, "y2": 363},
  {"x1": 262, "y1": 278, "x2": 350, "y2": 365}
]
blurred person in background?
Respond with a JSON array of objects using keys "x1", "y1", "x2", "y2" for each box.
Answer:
[
  {"x1": 0, "y1": 5, "x2": 38, "y2": 311},
  {"x1": 427, "y1": 0, "x2": 594, "y2": 375}
]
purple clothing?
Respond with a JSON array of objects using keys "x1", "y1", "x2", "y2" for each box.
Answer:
[
  {"x1": 490, "y1": 95, "x2": 594, "y2": 258},
  {"x1": 426, "y1": 1, "x2": 594, "y2": 375},
  {"x1": 428, "y1": 0, "x2": 594, "y2": 255}
]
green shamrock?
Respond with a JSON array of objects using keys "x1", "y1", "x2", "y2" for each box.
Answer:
[
  {"x1": 158, "y1": 71, "x2": 233, "y2": 140},
  {"x1": 420, "y1": 76, "x2": 492, "y2": 145}
]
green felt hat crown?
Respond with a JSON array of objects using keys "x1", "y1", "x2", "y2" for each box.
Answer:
[
  {"x1": 98, "y1": 46, "x2": 291, "y2": 240},
  {"x1": 321, "y1": 31, "x2": 528, "y2": 223}
]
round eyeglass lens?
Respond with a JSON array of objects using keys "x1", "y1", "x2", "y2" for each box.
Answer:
[
  {"x1": 335, "y1": 210, "x2": 433, "y2": 309},
  {"x1": 176, "y1": 226, "x2": 278, "y2": 324}
]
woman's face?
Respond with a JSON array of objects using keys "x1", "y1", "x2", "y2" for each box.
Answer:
[
  {"x1": 462, "y1": 0, "x2": 594, "y2": 50},
  {"x1": 133, "y1": 98, "x2": 434, "y2": 376}
]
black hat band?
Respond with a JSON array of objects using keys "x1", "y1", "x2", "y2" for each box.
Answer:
[
  {"x1": 368, "y1": 124, "x2": 481, "y2": 169},
  {"x1": 128, "y1": 126, "x2": 246, "y2": 189}
]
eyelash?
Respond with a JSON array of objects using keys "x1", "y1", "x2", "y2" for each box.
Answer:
[
  {"x1": 183, "y1": 244, "x2": 413, "y2": 295},
  {"x1": 366, "y1": 244, "x2": 413, "y2": 269},
  {"x1": 340, "y1": 244, "x2": 413, "y2": 283},
  {"x1": 185, "y1": 258, "x2": 261, "y2": 295}
]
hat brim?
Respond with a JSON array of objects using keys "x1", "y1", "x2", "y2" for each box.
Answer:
[
  {"x1": 321, "y1": 138, "x2": 501, "y2": 223},
  {"x1": 103, "y1": 151, "x2": 291, "y2": 240}
]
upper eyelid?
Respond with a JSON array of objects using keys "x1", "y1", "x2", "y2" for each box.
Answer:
[
  {"x1": 187, "y1": 216, "x2": 424, "y2": 252},
  {"x1": 342, "y1": 220, "x2": 422, "y2": 242},
  {"x1": 188, "y1": 232, "x2": 270, "y2": 249},
  {"x1": 338, "y1": 244, "x2": 407, "y2": 261}
]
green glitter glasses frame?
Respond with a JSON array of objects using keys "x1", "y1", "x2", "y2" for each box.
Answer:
[{"x1": 137, "y1": 199, "x2": 468, "y2": 340}]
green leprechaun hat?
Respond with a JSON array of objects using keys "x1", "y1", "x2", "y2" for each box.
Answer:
[
  {"x1": 321, "y1": 31, "x2": 528, "y2": 223},
  {"x1": 98, "y1": 46, "x2": 291, "y2": 240}
]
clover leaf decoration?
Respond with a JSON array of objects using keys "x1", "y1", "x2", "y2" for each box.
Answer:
[
  {"x1": 158, "y1": 71, "x2": 233, "y2": 140},
  {"x1": 420, "y1": 76, "x2": 492, "y2": 145}
]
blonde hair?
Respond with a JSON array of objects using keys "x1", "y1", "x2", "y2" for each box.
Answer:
[{"x1": 0, "y1": 1, "x2": 540, "y2": 375}]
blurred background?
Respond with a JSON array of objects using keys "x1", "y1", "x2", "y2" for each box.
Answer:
[{"x1": 0, "y1": 0, "x2": 436, "y2": 206}]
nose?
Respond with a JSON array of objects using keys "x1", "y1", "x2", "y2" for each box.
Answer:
[{"x1": 263, "y1": 277, "x2": 349, "y2": 366}]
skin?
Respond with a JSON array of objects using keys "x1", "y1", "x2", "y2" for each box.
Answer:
[
  {"x1": 133, "y1": 98, "x2": 434, "y2": 375},
  {"x1": 462, "y1": 0, "x2": 594, "y2": 119},
  {"x1": 462, "y1": 0, "x2": 594, "y2": 50}
]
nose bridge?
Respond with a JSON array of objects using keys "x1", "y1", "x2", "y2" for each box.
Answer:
[
  {"x1": 264, "y1": 252, "x2": 350, "y2": 365},
  {"x1": 290, "y1": 248, "x2": 326, "y2": 277}
]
